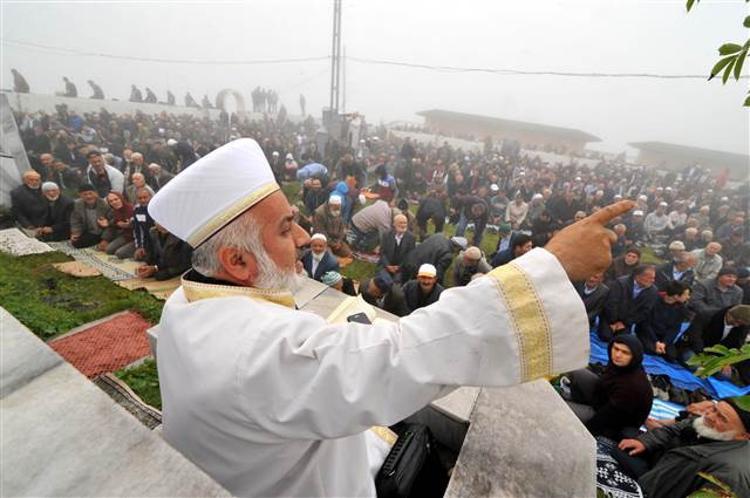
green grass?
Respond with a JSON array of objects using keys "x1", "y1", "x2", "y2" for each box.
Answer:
[
  {"x1": 639, "y1": 246, "x2": 664, "y2": 265},
  {"x1": 0, "y1": 251, "x2": 164, "y2": 340},
  {"x1": 115, "y1": 358, "x2": 162, "y2": 410}
]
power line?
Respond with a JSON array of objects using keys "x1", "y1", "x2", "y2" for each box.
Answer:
[
  {"x1": 1, "y1": 38, "x2": 329, "y2": 65},
  {"x1": 3, "y1": 37, "x2": 745, "y2": 79},
  {"x1": 347, "y1": 56, "x2": 743, "y2": 80}
]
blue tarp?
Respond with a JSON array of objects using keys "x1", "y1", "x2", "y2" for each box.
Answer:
[{"x1": 589, "y1": 332, "x2": 750, "y2": 399}]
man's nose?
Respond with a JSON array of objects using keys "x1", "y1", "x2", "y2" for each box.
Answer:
[{"x1": 292, "y1": 223, "x2": 310, "y2": 248}]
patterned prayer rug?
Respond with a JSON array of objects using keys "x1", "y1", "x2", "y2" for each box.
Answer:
[
  {"x1": 49, "y1": 311, "x2": 152, "y2": 378},
  {"x1": 0, "y1": 228, "x2": 55, "y2": 256},
  {"x1": 47, "y1": 242, "x2": 138, "y2": 281},
  {"x1": 596, "y1": 437, "x2": 643, "y2": 498}
]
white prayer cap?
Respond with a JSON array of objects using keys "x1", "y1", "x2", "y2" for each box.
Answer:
[
  {"x1": 148, "y1": 138, "x2": 279, "y2": 248},
  {"x1": 532, "y1": 193, "x2": 543, "y2": 200},
  {"x1": 614, "y1": 194, "x2": 623, "y2": 200},
  {"x1": 659, "y1": 201, "x2": 668, "y2": 207},
  {"x1": 490, "y1": 183, "x2": 499, "y2": 192},
  {"x1": 328, "y1": 194, "x2": 343, "y2": 205},
  {"x1": 272, "y1": 151, "x2": 280, "y2": 157},
  {"x1": 417, "y1": 263, "x2": 437, "y2": 278},
  {"x1": 167, "y1": 138, "x2": 178, "y2": 146},
  {"x1": 286, "y1": 153, "x2": 294, "y2": 160},
  {"x1": 311, "y1": 233, "x2": 327, "y2": 243},
  {"x1": 633, "y1": 210, "x2": 644, "y2": 216},
  {"x1": 638, "y1": 195, "x2": 648, "y2": 201},
  {"x1": 665, "y1": 186, "x2": 672, "y2": 191}
]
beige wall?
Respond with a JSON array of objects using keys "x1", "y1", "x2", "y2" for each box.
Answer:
[{"x1": 423, "y1": 116, "x2": 588, "y2": 154}]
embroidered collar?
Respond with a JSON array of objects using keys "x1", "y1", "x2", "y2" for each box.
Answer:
[{"x1": 181, "y1": 270, "x2": 295, "y2": 309}]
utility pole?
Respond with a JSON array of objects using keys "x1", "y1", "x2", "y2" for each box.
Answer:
[
  {"x1": 329, "y1": 0, "x2": 342, "y2": 114},
  {"x1": 342, "y1": 45, "x2": 346, "y2": 114}
]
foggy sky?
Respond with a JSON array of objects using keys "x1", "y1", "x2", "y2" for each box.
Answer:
[{"x1": 1, "y1": 0, "x2": 748, "y2": 157}]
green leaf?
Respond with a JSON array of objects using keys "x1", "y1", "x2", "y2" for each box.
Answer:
[
  {"x1": 722, "y1": 59, "x2": 736, "y2": 84},
  {"x1": 744, "y1": 16, "x2": 750, "y2": 28},
  {"x1": 686, "y1": 0, "x2": 697, "y2": 12},
  {"x1": 697, "y1": 472, "x2": 733, "y2": 491},
  {"x1": 732, "y1": 395, "x2": 750, "y2": 412},
  {"x1": 744, "y1": 93, "x2": 750, "y2": 107},
  {"x1": 709, "y1": 56, "x2": 735, "y2": 80},
  {"x1": 734, "y1": 49, "x2": 747, "y2": 80},
  {"x1": 719, "y1": 43, "x2": 743, "y2": 55},
  {"x1": 705, "y1": 345, "x2": 730, "y2": 355}
]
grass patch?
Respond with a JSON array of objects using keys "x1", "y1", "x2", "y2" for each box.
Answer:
[
  {"x1": 115, "y1": 358, "x2": 161, "y2": 410},
  {"x1": 0, "y1": 251, "x2": 164, "y2": 340},
  {"x1": 640, "y1": 246, "x2": 664, "y2": 265}
]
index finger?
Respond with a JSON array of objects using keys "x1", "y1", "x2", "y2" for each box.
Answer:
[{"x1": 586, "y1": 200, "x2": 636, "y2": 226}]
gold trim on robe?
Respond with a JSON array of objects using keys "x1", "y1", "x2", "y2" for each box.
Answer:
[
  {"x1": 182, "y1": 275, "x2": 296, "y2": 309},
  {"x1": 187, "y1": 182, "x2": 280, "y2": 247},
  {"x1": 487, "y1": 262, "x2": 553, "y2": 381}
]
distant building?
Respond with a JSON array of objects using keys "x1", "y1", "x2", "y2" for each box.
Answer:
[
  {"x1": 629, "y1": 141, "x2": 749, "y2": 181},
  {"x1": 416, "y1": 109, "x2": 601, "y2": 154}
]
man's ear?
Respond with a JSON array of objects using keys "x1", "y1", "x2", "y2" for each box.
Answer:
[{"x1": 216, "y1": 247, "x2": 258, "y2": 285}]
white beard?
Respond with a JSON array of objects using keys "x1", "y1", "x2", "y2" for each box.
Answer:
[
  {"x1": 253, "y1": 246, "x2": 305, "y2": 293},
  {"x1": 692, "y1": 417, "x2": 736, "y2": 441}
]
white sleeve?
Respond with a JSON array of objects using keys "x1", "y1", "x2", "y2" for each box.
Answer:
[{"x1": 238, "y1": 248, "x2": 589, "y2": 440}]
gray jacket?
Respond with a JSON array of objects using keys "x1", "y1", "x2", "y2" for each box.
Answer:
[
  {"x1": 688, "y1": 278, "x2": 743, "y2": 321},
  {"x1": 70, "y1": 198, "x2": 112, "y2": 237}
]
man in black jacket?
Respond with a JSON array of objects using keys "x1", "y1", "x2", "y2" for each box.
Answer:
[
  {"x1": 11, "y1": 170, "x2": 47, "y2": 230},
  {"x1": 378, "y1": 214, "x2": 416, "y2": 284},
  {"x1": 402, "y1": 234, "x2": 463, "y2": 284},
  {"x1": 35, "y1": 182, "x2": 74, "y2": 241},
  {"x1": 598, "y1": 265, "x2": 659, "y2": 342},
  {"x1": 573, "y1": 272, "x2": 609, "y2": 328},
  {"x1": 615, "y1": 398, "x2": 750, "y2": 498},
  {"x1": 681, "y1": 305, "x2": 750, "y2": 385},
  {"x1": 402, "y1": 264, "x2": 444, "y2": 313},
  {"x1": 137, "y1": 225, "x2": 192, "y2": 281},
  {"x1": 636, "y1": 281, "x2": 690, "y2": 362},
  {"x1": 359, "y1": 271, "x2": 409, "y2": 317},
  {"x1": 415, "y1": 188, "x2": 447, "y2": 241}
]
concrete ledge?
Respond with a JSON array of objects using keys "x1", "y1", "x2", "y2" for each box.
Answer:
[
  {"x1": 0, "y1": 307, "x2": 230, "y2": 497},
  {"x1": 444, "y1": 380, "x2": 596, "y2": 498},
  {"x1": 1, "y1": 309, "x2": 62, "y2": 397}
]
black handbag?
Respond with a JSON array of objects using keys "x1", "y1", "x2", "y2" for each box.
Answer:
[{"x1": 375, "y1": 424, "x2": 446, "y2": 498}]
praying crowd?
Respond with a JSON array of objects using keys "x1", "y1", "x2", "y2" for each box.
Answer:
[{"x1": 8, "y1": 103, "x2": 750, "y2": 497}]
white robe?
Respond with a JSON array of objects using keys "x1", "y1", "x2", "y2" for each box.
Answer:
[{"x1": 157, "y1": 248, "x2": 589, "y2": 497}]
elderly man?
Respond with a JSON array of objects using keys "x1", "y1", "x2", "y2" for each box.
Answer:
[
  {"x1": 615, "y1": 398, "x2": 750, "y2": 498},
  {"x1": 85, "y1": 150, "x2": 124, "y2": 197},
  {"x1": 644, "y1": 202, "x2": 672, "y2": 240},
  {"x1": 453, "y1": 246, "x2": 492, "y2": 286},
  {"x1": 35, "y1": 182, "x2": 74, "y2": 241},
  {"x1": 69, "y1": 184, "x2": 112, "y2": 249},
  {"x1": 147, "y1": 163, "x2": 175, "y2": 192},
  {"x1": 655, "y1": 251, "x2": 696, "y2": 290},
  {"x1": 312, "y1": 194, "x2": 351, "y2": 258},
  {"x1": 148, "y1": 138, "x2": 630, "y2": 498},
  {"x1": 301, "y1": 234, "x2": 340, "y2": 282},
  {"x1": 11, "y1": 170, "x2": 46, "y2": 230},
  {"x1": 689, "y1": 267, "x2": 744, "y2": 323},
  {"x1": 693, "y1": 242, "x2": 723, "y2": 281},
  {"x1": 125, "y1": 172, "x2": 154, "y2": 204},
  {"x1": 378, "y1": 214, "x2": 416, "y2": 283},
  {"x1": 574, "y1": 272, "x2": 609, "y2": 328},
  {"x1": 402, "y1": 263, "x2": 444, "y2": 313},
  {"x1": 598, "y1": 265, "x2": 659, "y2": 342}
]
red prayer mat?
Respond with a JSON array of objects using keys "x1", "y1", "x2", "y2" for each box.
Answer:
[{"x1": 49, "y1": 312, "x2": 152, "y2": 378}]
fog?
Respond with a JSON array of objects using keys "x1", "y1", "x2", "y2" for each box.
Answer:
[{"x1": 2, "y1": 0, "x2": 748, "y2": 156}]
